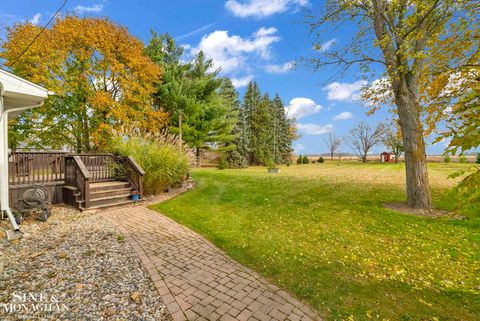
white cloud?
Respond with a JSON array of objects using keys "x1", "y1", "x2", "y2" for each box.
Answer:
[
  {"x1": 317, "y1": 38, "x2": 336, "y2": 52},
  {"x1": 265, "y1": 61, "x2": 294, "y2": 74},
  {"x1": 296, "y1": 123, "x2": 333, "y2": 135},
  {"x1": 332, "y1": 111, "x2": 353, "y2": 121},
  {"x1": 285, "y1": 97, "x2": 322, "y2": 120},
  {"x1": 231, "y1": 75, "x2": 253, "y2": 88},
  {"x1": 190, "y1": 27, "x2": 280, "y2": 73},
  {"x1": 75, "y1": 4, "x2": 103, "y2": 14},
  {"x1": 322, "y1": 80, "x2": 367, "y2": 101},
  {"x1": 29, "y1": 13, "x2": 41, "y2": 25},
  {"x1": 225, "y1": 0, "x2": 309, "y2": 18}
]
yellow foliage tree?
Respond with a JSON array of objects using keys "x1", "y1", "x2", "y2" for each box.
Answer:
[{"x1": 1, "y1": 16, "x2": 166, "y2": 152}]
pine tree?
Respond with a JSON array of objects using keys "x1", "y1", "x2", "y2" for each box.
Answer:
[
  {"x1": 271, "y1": 94, "x2": 293, "y2": 164},
  {"x1": 242, "y1": 82, "x2": 293, "y2": 166},
  {"x1": 243, "y1": 81, "x2": 262, "y2": 164},
  {"x1": 146, "y1": 33, "x2": 237, "y2": 165},
  {"x1": 145, "y1": 32, "x2": 191, "y2": 133},
  {"x1": 185, "y1": 52, "x2": 236, "y2": 164},
  {"x1": 218, "y1": 78, "x2": 248, "y2": 168}
]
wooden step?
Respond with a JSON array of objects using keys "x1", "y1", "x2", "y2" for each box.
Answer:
[
  {"x1": 89, "y1": 187, "x2": 133, "y2": 199},
  {"x1": 89, "y1": 181, "x2": 131, "y2": 192},
  {"x1": 88, "y1": 193, "x2": 133, "y2": 207},
  {"x1": 79, "y1": 199, "x2": 145, "y2": 211}
]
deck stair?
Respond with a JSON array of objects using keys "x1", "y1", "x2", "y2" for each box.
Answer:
[
  {"x1": 63, "y1": 154, "x2": 145, "y2": 211},
  {"x1": 64, "y1": 180, "x2": 143, "y2": 211}
]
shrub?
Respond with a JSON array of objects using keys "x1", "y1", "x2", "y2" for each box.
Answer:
[
  {"x1": 477, "y1": 153, "x2": 480, "y2": 164},
  {"x1": 226, "y1": 150, "x2": 248, "y2": 168},
  {"x1": 296, "y1": 155, "x2": 303, "y2": 164},
  {"x1": 317, "y1": 157, "x2": 325, "y2": 163},
  {"x1": 218, "y1": 154, "x2": 228, "y2": 170},
  {"x1": 110, "y1": 128, "x2": 192, "y2": 195},
  {"x1": 302, "y1": 155, "x2": 310, "y2": 164},
  {"x1": 444, "y1": 154, "x2": 451, "y2": 163},
  {"x1": 458, "y1": 155, "x2": 468, "y2": 163}
]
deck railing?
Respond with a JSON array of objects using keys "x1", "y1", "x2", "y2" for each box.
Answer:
[
  {"x1": 77, "y1": 153, "x2": 117, "y2": 182},
  {"x1": 9, "y1": 151, "x2": 145, "y2": 204},
  {"x1": 65, "y1": 155, "x2": 91, "y2": 208},
  {"x1": 8, "y1": 151, "x2": 66, "y2": 186}
]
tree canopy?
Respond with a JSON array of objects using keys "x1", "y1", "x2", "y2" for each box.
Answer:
[
  {"x1": 1, "y1": 16, "x2": 165, "y2": 152},
  {"x1": 307, "y1": 0, "x2": 479, "y2": 210}
]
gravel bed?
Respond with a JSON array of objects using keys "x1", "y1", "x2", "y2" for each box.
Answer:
[{"x1": 0, "y1": 206, "x2": 171, "y2": 321}]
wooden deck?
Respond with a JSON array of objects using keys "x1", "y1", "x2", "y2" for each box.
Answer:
[{"x1": 8, "y1": 151, "x2": 144, "y2": 210}]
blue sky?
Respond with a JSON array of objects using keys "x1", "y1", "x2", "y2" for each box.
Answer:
[{"x1": 1, "y1": 0, "x2": 450, "y2": 155}]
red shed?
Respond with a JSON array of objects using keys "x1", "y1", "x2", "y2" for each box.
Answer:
[{"x1": 380, "y1": 152, "x2": 395, "y2": 163}]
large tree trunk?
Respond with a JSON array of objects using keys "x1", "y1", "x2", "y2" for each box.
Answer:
[{"x1": 394, "y1": 76, "x2": 432, "y2": 209}]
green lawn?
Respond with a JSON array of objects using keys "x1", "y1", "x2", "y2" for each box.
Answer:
[{"x1": 151, "y1": 162, "x2": 480, "y2": 321}]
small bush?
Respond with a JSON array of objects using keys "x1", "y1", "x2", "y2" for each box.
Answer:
[
  {"x1": 296, "y1": 155, "x2": 303, "y2": 164},
  {"x1": 444, "y1": 155, "x2": 451, "y2": 163},
  {"x1": 477, "y1": 153, "x2": 480, "y2": 164},
  {"x1": 317, "y1": 157, "x2": 325, "y2": 163},
  {"x1": 110, "y1": 128, "x2": 192, "y2": 195},
  {"x1": 459, "y1": 155, "x2": 468, "y2": 163},
  {"x1": 302, "y1": 155, "x2": 310, "y2": 164},
  {"x1": 226, "y1": 149, "x2": 248, "y2": 168},
  {"x1": 218, "y1": 154, "x2": 228, "y2": 170}
]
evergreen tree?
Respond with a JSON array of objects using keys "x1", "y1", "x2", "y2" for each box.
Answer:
[
  {"x1": 218, "y1": 78, "x2": 248, "y2": 168},
  {"x1": 243, "y1": 81, "x2": 262, "y2": 164},
  {"x1": 242, "y1": 82, "x2": 293, "y2": 166},
  {"x1": 146, "y1": 33, "x2": 236, "y2": 165},
  {"x1": 145, "y1": 32, "x2": 191, "y2": 132},
  {"x1": 185, "y1": 52, "x2": 236, "y2": 164},
  {"x1": 271, "y1": 94, "x2": 293, "y2": 164}
]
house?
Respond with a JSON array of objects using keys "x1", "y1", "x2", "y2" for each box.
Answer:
[
  {"x1": 380, "y1": 152, "x2": 396, "y2": 163},
  {"x1": 0, "y1": 69, "x2": 50, "y2": 230}
]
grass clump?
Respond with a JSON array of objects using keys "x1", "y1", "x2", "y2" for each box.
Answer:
[{"x1": 110, "y1": 128, "x2": 192, "y2": 195}]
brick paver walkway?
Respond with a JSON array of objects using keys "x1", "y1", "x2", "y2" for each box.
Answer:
[{"x1": 102, "y1": 206, "x2": 320, "y2": 321}]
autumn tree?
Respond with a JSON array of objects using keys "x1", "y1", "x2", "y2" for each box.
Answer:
[
  {"x1": 307, "y1": 0, "x2": 478, "y2": 209},
  {"x1": 383, "y1": 127, "x2": 404, "y2": 163},
  {"x1": 428, "y1": 18, "x2": 479, "y2": 213},
  {"x1": 1, "y1": 16, "x2": 165, "y2": 152},
  {"x1": 347, "y1": 122, "x2": 383, "y2": 162},
  {"x1": 323, "y1": 133, "x2": 341, "y2": 160}
]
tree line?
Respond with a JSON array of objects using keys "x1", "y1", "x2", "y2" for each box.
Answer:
[
  {"x1": 322, "y1": 122, "x2": 404, "y2": 163},
  {"x1": 0, "y1": 17, "x2": 293, "y2": 167}
]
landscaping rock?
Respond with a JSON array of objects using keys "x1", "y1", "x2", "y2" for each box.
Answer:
[
  {"x1": 0, "y1": 206, "x2": 171, "y2": 321},
  {"x1": 105, "y1": 307, "x2": 117, "y2": 317},
  {"x1": 131, "y1": 291, "x2": 142, "y2": 303}
]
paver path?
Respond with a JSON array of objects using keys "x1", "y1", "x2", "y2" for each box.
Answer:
[{"x1": 102, "y1": 206, "x2": 321, "y2": 321}]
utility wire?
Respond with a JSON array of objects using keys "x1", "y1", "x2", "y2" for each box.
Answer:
[{"x1": 10, "y1": 0, "x2": 68, "y2": 67}]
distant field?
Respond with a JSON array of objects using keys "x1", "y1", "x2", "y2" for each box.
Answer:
[
  {"x1": 152, "y1": 162, "x2": 480, "y2": 321},
  {"x1": 302, "y1": 155, "x2": 477, "y2": 163}
]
